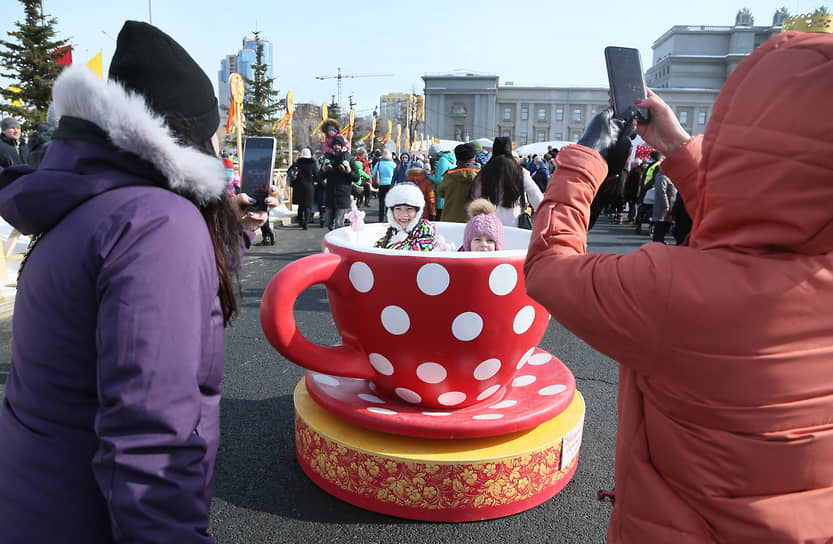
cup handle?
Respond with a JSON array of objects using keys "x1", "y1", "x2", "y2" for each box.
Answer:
[{"x1": 260, "y1": 252, "x2": 375, "y2": 380}]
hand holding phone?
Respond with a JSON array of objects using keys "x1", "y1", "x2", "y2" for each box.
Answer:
[
  {"x1": 605, "y1": 46, "x2": 650, "y2": 123},
  {"x1": 240, "y1": 136, "x2": 277, "y2": 212},
  {"x1": 634, "y1": 89, "x2": 692, "y2": 157}
]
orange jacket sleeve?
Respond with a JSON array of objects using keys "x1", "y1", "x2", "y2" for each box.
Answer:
[{"x1": 523, "y1": 144, "x2": 673, "y2": 375}]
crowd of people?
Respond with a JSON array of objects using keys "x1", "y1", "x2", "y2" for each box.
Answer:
[
  {"x1": 0, "y1": 17, "x2": 830, "y2": 544},
  {"x1": 285, "y1": 132, "x2": 557, "y2": 239}
]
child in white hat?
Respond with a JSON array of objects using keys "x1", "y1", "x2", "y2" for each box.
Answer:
[{"x1": 373, "y1": 182, "x2": 437, "y2": 251}]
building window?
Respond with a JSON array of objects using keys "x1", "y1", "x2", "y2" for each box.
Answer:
[
  {"x1": 698, "y1": 111, "x2": 707, "y2": 124},
  {"x1": 570, "y1": 130, "x2": 581, "y2": 142},
  {"x1": 554, "y1": 132, "x2": 562, "y2": 140},
  {"x1": 573, "y1": 108, "x2": 582, "y2": 122},
  {"x1": 679, "y1": 111, "x2": 688, "y2": 125},
  {"x1": 521, "y1": 106, "x2": 528, "y2": 120},
  {"x1": 536, "y1": 130, "x2": 546, "y2": 143},
  {"x1": 503, "y1": 107, "x2": 512, "y2": 121},
  {"x1": 556, "y1": 107, "x2": 563, "y2": 121},
  {"x1": 452, "y1": 103, "x2": 466, "y2": 115},
  {"x1": 502, "y1": 130, "x2": 511, "y2": 139},
  {"x1": 537, "y1": 108, "x2": 546, "y2": 121},
  {"x1": 520, "y1": 132, "x2": 528, "y2": 145}
]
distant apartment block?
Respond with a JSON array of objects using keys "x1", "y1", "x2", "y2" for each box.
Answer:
[{"x1": 218, "y1": 37, "x2": 274, "y2": 108}]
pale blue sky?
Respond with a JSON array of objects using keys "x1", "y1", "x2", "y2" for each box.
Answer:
[{"x1": 0, "y1": 1, "x2": 817, "y2": 117}]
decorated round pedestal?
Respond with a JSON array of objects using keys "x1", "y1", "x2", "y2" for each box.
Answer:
[{"x1": 294, "y1": 379, "x2": 585, "y2": 522}]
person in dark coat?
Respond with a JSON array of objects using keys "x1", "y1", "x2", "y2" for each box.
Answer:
[
  {"x1": 321, "y1": 134, "x2": 358, "y2": 229},
  {"x1": 24, "y1": 104, "x2": 59, "y2": 168},
  {"x1": 0, "y1": 117, "x2": 29, "y2": 169},
  {"x1": 0, "y1": 21, "x2": 272, "y2": 544},
  {"x1": 670, "y1": 194, "x2": 692, "y2": 245},
  {"x1": 291, "y1": 147, "x2": 318, "y2": 229},
  {"x1": 623, "y1": 161, "x2": 643, "y2": 223},
  {"x1": 532, "y1": 159, "x2": 550, "y2": 193}
]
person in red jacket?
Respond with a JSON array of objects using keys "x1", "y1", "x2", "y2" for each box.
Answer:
[{"x1": 525, "y1": 31, "x2": 833, "y2": 543}]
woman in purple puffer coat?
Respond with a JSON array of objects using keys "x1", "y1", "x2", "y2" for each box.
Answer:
[{"x1": 0, "y1": 22, "x2": 271, "y2": 544}]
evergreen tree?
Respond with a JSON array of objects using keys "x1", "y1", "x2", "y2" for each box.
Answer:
[
  {"x1": 0, "y1": 0, "x2": 70, "y2": 129},
  {"x1": 242, "y1": 31, "x2": 283, "y2": 136}
]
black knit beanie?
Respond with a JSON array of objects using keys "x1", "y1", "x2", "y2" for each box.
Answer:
[
  {"x1": 492, "y1": 136, "x2": 512, "y2": 156},
  {"x1": 108, "y1": 21, "x2": 219, "y2": 145},
  {"x1": 454, "y1": 143, "x2": 476, "y2": 162}
]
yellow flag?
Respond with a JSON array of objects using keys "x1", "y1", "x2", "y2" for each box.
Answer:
[
  {"x1": 86, "y1": 52, "x2": 103, "y2": 78},
  {"x1": 396, "y1": 124, "x2": 401, "y2": 152},
  {"x1": 8, "y1": 86, "x2": 22, "y2": 107}
]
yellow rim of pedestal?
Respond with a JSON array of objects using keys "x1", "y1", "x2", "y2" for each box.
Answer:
[{"x1": 294, "y1": 379, "x2": 584, "y2": 463}]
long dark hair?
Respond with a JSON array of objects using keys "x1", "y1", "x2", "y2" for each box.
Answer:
[
  {"x1": 168, "y1": 117, "x2": 241, "y2": 326},
  {"x1": 473, "y1": 154, "x2": 523, "y2": 208}
]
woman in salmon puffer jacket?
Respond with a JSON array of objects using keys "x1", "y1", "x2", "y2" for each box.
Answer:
[{"x1": 525, "y1": 31, "x2": 833, "y2": 543}]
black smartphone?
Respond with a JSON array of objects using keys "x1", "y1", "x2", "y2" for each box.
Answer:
[
  {"x1": 240, "y1": 136, "x2": 276, "y2": 212},
  {"x1": 604, "y1": 46, "x2": 650, "y2": 123}
]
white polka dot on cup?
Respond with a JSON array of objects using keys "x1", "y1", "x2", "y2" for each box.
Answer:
[
  {"x1": 358, "y1": 393, "x2": 385, "y2": 403},
  {"x1": 473, "y1": 358, "x2": 501, "y2": 381},
  {"x1": 513, "y1": 306, "x2": 536, "y2": 334},
  {"x1": 472, "y1": 414, "x2": 504, "y2": 420},
  {"x1": 528, "y1": 353, "x2": 552, "y2": 366},
  {"x1": 516, "y1": 346, "x2": 536, "y2": 369},
  {"x1": 489, "y1": 400, "x2": 517, "y2": 409},
  {"x1": 452, "y1": 312, "x2": 483, "y2": 341},
  {"x1": 416, "y1": 362, "x2": 447, "y2": 384},
  {"x1": 348, "y1": 261, "x2": 374, "y2": 293},
  {"x1": 437, "y1": 391, "x2": 467, "y2": 406},
  {"x1": 416, "y1": 263, "x2": 450, "y2": 296},
  {"x1": 368, "y1": 353, "x2": 394, "y2": 376},
  {"x1": 367, "y1": 407, "x2": 397, "y2": 415},
  {"x1": 312, "y1": 374, "x2": 341, "y2": 387},
  {"x1": 512, "y1": 375, "x2": 537, "y2": 387},
  {"x1": 538, "y1": 384, "x2": 568, "y2": 396},
  {"x1": 476, "y1": 384, "x2": 501, "y2": 401},
  {"x1": 489, "y1": 263, "x2": 518, "y2": 296},
  {"x1": 381, "y1": 305, "x2": 410, "y2": 335},
  {"x1": 395, "y1": 387, "x2": 422, "y2": 404}
]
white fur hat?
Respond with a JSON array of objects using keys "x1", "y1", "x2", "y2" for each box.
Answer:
[{"x1": 385, "y1": 182, "x2": 424, "y2": 211}]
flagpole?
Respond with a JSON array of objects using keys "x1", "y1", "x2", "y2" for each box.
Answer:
[{"x1": 236, "y1": 109, "x2": 243, "y2": 178}]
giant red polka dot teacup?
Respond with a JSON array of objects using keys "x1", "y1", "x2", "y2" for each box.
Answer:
[{"x1": 260, "y1": 222, "x2": 550, "y2": 409}]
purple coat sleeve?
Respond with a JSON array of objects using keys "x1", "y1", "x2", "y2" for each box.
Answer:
[{"x1": 92, "y1": 194, "x2": 219, "y2": 543}]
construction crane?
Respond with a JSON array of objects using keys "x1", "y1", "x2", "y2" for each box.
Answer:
[{"x1": 315, "y1": 67, "x2": 393, "y2": 108}]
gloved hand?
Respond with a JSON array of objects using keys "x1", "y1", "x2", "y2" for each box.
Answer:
[{"x1": 577, "y1": 107, "x2": 634, "y2": 176}]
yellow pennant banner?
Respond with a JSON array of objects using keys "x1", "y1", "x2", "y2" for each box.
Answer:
[{"x1": 86, "y1": 52, "x2": 102, "y2": 78}]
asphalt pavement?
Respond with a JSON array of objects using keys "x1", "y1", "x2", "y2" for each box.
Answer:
[{"x1": 0, "y1": 204, "x2": 650, "y2": 544}]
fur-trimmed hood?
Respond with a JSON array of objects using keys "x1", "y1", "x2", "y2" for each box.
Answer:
[
  {"x1": 52, "y1": 64, "x2": 225, "y2": 203},
  {"x1": 0, "y1": 65, "x2": 226, "y2": 235}
]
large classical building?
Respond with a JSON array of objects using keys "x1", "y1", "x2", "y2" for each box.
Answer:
[{"x1": 423, "y1": 8, "x2": 788, "y2": 144}]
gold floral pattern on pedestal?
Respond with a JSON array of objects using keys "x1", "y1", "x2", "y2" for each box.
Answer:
[{"x1": 295, "y1": 415, "x2": 576, "y2": 511}]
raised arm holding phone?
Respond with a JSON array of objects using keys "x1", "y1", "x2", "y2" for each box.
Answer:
[{"x1": 525, "y1": 31, "x2": 833, "y2": 543}]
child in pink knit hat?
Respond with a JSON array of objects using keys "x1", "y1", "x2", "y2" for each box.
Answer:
[{"x1": 462, "y1": 198, "x2": 505, "y2": 251}]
